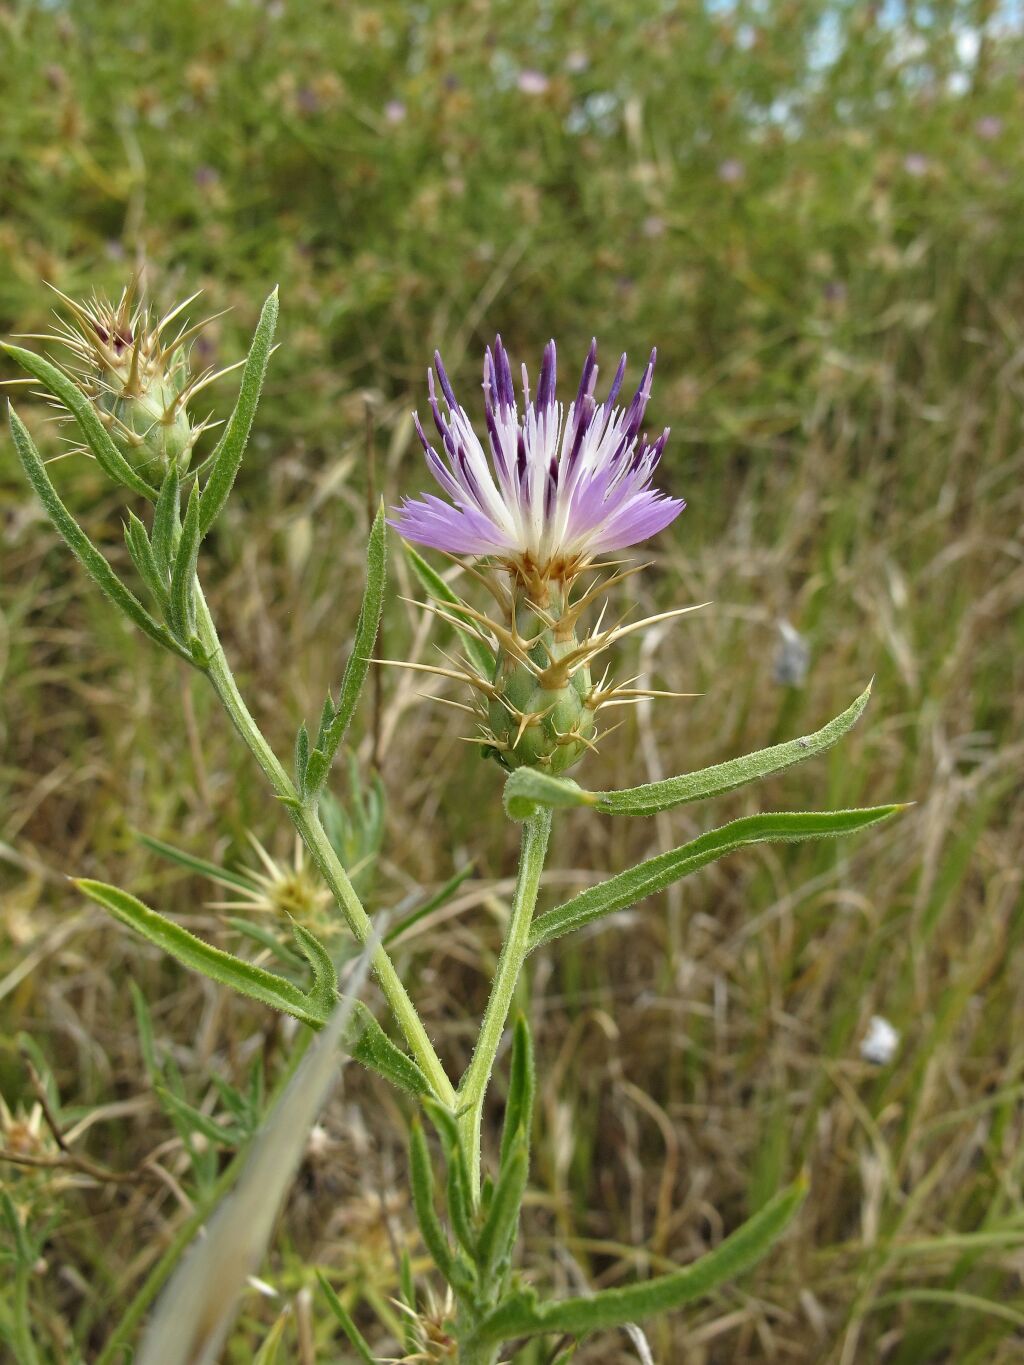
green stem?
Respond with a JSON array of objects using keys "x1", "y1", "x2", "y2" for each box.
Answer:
[
  {"x1": 193, "y1": 589, "x2": 455, "y2": 1107},
  {"x1": 457, "y1": 808, "x2": 551, "y2": 1201}
]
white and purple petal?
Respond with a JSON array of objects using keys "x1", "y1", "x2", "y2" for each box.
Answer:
[{"x1": 389, "y1": 337, "x2": 684, "y2": 571}]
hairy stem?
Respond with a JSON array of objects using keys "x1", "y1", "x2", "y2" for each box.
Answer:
[
  {"x1": 193, "y1": 588, "x2": 455, "y2": 1106},
  {"x1": 457, "y1": 808, "x2": 551, "y2": 1200}
]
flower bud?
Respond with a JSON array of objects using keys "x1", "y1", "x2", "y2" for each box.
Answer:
[
  {"x1": 485, "y1": 590, "x2": 596, "y2": 773},
  {"x1": 48, "y1": 283, "x2": 225, "y2": 475}
]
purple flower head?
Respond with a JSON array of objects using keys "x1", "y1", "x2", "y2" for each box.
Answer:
[{"x1": 390, "y1": 338, "x2": 684, "y2": 581}]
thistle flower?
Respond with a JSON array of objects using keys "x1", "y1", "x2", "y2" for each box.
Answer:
[
  {"x1": 392, "y1": 337, "x2": 682, "y2": 589},
  {"x1": 32, "y1": 282, "x2": 236, "y2": 476},
  {"x1": 389, "y1": 338, "x2": 695, "y2": 775}
]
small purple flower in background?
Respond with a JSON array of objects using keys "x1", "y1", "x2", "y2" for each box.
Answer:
[
  {"x1": 384, "y1": 99, "x2": 407, "y2": 124},
  {"x1": 902, "y1": 152, "x2": 929, "y2": 177},
  {"x1": 717, "y1": 158, "x2": 745, "y2": 185},
  {"x1": 974, "y1": 115, "x2": 1003, "y2": 140},
  {"x1": 516, "y1": 69, "x2": 550, "y2": 96},
  {"x1": 391, "y1": 338, "x2": 683, "y2": 583}
]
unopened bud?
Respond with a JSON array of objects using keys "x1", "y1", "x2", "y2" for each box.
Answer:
[
  {"x1": 47, "y1": 282, "x2": 227, "y2": 475},
  {"x1": 485, "y1": 590, "x2": 596, "y2": 774}
]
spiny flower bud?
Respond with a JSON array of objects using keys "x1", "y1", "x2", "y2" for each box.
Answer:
[
  {"x1": 42, "y1": 282, "x2": 232, "y2": 475},
  {"x1": 484, "y1": 586, "x2": 597, "y2": 773},
  {"x1": 389, "y1": 337, "x2": 699, "y2": 776}
]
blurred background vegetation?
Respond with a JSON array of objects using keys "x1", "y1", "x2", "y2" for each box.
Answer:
[{"x1": 1, "y1": 0, "x2": 1023, "y2": 1360}]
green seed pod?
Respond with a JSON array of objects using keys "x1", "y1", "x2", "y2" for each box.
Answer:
[{"x1": 485, "y1": 592, "x2": 597, "y2": 774}]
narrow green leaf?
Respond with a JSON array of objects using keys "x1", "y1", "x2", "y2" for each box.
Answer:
[
  {"x1": 446, "y1": 1144, "x2": 478, "y2": 1261},
  {"x1": 316, "y1": 1273, "x2": 377, "y2": 1365},
  {"x1": 403, "y1": 541, "x2": 494, "y2": 681},
  {"x1": 409, "y1": 1120, "x2": 455, "y2": 1282},
  {"x1": 76, "y1": 879, "x2": 330, "y2": 1026},
  {"x1": 477, "y1": 1138, "x2": 528, "y2": 1284},
  {"x1": 474, "y1": 1177, "x2": 807, "y2": 1344},
  {"x1": 343, "y1": 1002, "x2": 430, "y2": 1096},
  {"x1": 155, "y1": 1086, "x2": 243, "y2": 1148},
  {"x1": 252, "y1": 1309, "x2": 292, "y2": 1365},
  {"x1": 315, "y1": 692, "x2": 335, "y2": 749},
  {"x1": 8, "y1": 407, "x2": 191, "y2": 661},
  {"x1": 125, "y1": 512, "x2": 170, "y2": 610},
  {"x1": 129, "y1": 980, "x2": 159, "y2": 1081},
  {"x1": 2, "y1": 343, "x2": 157, "y2": 499},
  {"x1": 290, "y1": 923, "x2": 338, "y2": 1018},
  {"x1": 528, "y1": 806, "x2": 902, "y2": 952},
  {"x1": 504, "y1": 771, "x2": 595, "y2": 822},
  {"x1": 1, "y1": 1190, "x2": 33, "y2": 1262},
  {"x1": 502, "y1": 687, "x2": 875, "y2": 820},
  {"x1": 309, "y1": 505, "x2": 387, "y2": 798},
  {"x1": 383, "y1": 863, "x2": 475, "y2": 947},
  {"x1": 228, "y1": 917, "x2": 304, "y2": 971},
  {"x1": 169, "y1": 482, "x2": 202, "y2": 641},
  {"x1": 294, "y1": 721, "x2": 310, "y2": 791},
  {"x1": 422, "y1": 1096, "x2": 462, "y2": 1154},
  {"x1": 136, "y1": 831, "x2": 256, "y2": 892},
  {"x1": 152, "y1": 464, "x2": 181, "y2": 570},
  {"x1": 199, "y1": 289, "x2": 279, "y2": 536},
  {"x1": 303, "y1": 748, "x2": 330, "y2": 794},
  {"x1": 500, "y1": 1014, "x2": 536, "y2": 1167},
  {"x1": 595, "y1": 685, "x2": 874, "y2": 817}
]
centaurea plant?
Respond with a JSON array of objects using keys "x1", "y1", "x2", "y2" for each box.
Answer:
[{"x1": 4, "y1": 288, "x2": 899, "y2": 1363}]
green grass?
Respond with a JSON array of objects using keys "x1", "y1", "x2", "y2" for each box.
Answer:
[{"x1": 2, "y1": 0, "x2": 1024, "y2": 1360}]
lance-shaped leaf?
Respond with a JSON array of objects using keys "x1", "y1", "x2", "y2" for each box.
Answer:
[
  {"x1": 421, "y1": 1097, "x2": 477, "y2": 1259},
  {"x1": 77, "y1": 878, "x2": 425, "y2": 1092},
  {"x1": 290, "y1": 922, "x2": 339, "y2": 1021},
  {"x1": 152, "y1": 464, "x2": 182, "y2": 570},
  {"x1": 343, "y1": 1002, "x2": 430, "y2": 1097},
  {"x1": 303, "y1": 505, "x2": 387, "y2": 800},
  {"x1": 168, "y1": 482, "x2": 202, "y2": 642},
  {"x1": 403, "y1": 541, "x2": 495, "y2": 681},
  {"x1": 409, "y1": 1118, "x2": 457, "y2": 1285},
  {"x1": 8, "y1": 407, "x2": 191, "y2": 662},
  {"x1": 477, "y1": 1137, "x2": 529, "y2": 1285},
  {"x1": 135, "y1": 830, "x2": 256, "y2": 892},
  {"x1": 2, "y1": 342, "x2": 157, "y2": 499},
  {"x1": 198, "y1": 288, "x2": 279, "y2": 536},
  {"x1": 528, "y1": 806, "x2": 902, "y2": 952},
  {"x1": 500, "y1": 1014, "x2": 535, "y2": 1167},
  {"x1": 383, "y1": 862, "x2": 475, "y2": 947},
  {"x1": 503, "y1": 685, "x2": 873, "y2": 820},
  {"x1": 316, "y1": 1273, "x2": 377, "y2": 1365},
  {"x1": 472, "y1": 1177, "x2": 807, "y2": 1346},
  {"x1": 76, "y1": 879, "x2": 334, "y2": 1026},
  {"x1": 124, "y1": 511, "x2": 170, "y2": 611}
]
